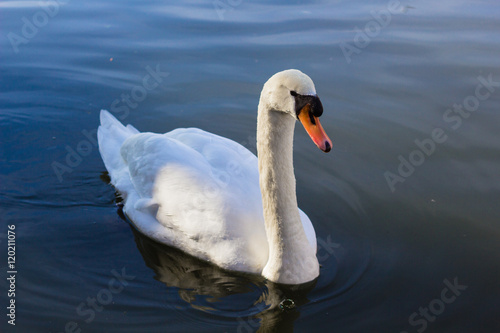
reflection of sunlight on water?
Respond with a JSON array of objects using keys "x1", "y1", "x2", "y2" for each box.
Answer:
[{"x1": 0, "y1": 1, "x2": 41, "y2": 8}]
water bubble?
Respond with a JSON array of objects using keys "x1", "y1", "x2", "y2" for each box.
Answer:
[{"x1": 279, "y1": 298, "x2": 296, "y2": 311}]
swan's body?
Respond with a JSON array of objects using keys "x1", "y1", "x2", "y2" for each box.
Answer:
[{"x1": 98, "y1": 69, "x2": 332, "y2": 284}]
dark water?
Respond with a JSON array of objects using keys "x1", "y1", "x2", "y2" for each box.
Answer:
[{"x1": 1, "y1": 0, "x2": 499, "y2": 332}]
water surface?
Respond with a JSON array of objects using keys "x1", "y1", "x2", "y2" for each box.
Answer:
[{"x1": 1, "y1": 0, "x2": 499, "y2": 332}]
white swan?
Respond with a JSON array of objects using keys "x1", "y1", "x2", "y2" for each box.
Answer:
[{"x1": 98, "y1": 69, "x2": 332, "y2": 285}]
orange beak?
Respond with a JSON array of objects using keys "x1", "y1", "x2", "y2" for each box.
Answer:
[{"x1": 298, "y1": 104, "x2": 332, "y2": 153}]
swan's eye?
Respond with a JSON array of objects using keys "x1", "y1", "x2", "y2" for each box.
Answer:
[{"x1": 290, "y1": 91, "x2": 298, "y2": 97}]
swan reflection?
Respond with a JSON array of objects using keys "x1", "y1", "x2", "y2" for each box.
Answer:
[{"x1": 130, "y1": 225, "x2": 316, "y2": 332}]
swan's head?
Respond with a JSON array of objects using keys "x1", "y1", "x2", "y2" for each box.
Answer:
[{"x1": 261, "y1": 69, "x2": 332, "y2": 152}]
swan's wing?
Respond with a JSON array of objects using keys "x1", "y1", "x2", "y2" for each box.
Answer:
[
  {"x1": 119, "y1": 128, "x2": 260, "y2": 201},
  {"x1": 119, "y1": 131, "x2": 210, "y2": 199},
  {"x1": 119, "y1": 129, "x2": 268, "y2": 272},
  {"x1": 165, "y1": 128, "x2": 258, "y2": 179}
]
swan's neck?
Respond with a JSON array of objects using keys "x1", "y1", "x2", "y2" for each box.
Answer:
[{"x1": 257, "y1": 103, "x2": 319, "y2": 284}]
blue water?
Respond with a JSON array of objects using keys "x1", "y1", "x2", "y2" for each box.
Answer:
[{"x1": 1, "y1": 0, "x2": 499, "y2": 332}]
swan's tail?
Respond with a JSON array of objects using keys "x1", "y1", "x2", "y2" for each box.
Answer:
[{"x1": 97, "y1": 110, "x2": 139, "y2": 183}]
